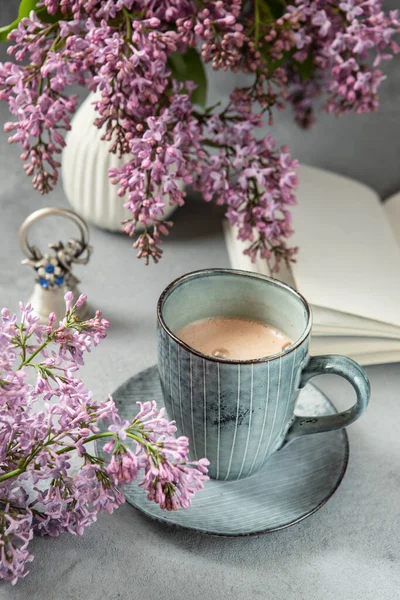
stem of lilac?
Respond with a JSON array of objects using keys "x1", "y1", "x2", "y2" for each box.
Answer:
[
  {"x1": 17, "y1": 313, "x2": 78, "y2": 369},
  {"x1": 0, "y1": 425, "x2": 172, "y2": 485},
  {"x1": 125, "y1": 431, "x2": 158, "y2": 455},
  {"x1": 254, "y1": 0, "x2": 261, "y2": 44},
  {"x1": 16, "y1": 323, "x2": 29, "y2": 364},
  {"x1": 122, "y1": 7, "x2": 132, "y2": 41},
  {"x1": 0, "y1": 469, "x2": 22, "y2": 483},
  {"x1": 18, "y1": 338, "x2": 51, "y2": 369},
  {"x1": 54, "y1": 431, "x2": 114, "y2": 455},
  {"x1": 0, "y1": 432, "x2": 115, "y2": 484}
]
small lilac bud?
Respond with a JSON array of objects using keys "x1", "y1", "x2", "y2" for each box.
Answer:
[
  {"x1": 75, "y1": 294, "x2": 87, "y2": 309},
  {"x1": 64, "y1": 291, "x2": 74, "y2": 312}
]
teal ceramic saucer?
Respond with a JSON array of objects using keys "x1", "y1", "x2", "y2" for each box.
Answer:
[{"x1": 96, "y1": 365, "x2": 349, "y2": 536}]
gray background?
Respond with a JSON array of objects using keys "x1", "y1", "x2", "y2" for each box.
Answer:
[{"x1": 0, "y1": 3, "x2": 399, "y2": 599}]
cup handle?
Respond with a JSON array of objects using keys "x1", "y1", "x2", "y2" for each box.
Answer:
[{"x1": 282, "y1": 355, "x2": 370, "y2": 447}]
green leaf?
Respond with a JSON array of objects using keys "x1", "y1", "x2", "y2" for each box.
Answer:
[
  {"x1": 294, "y1": 51, "x2": 314, "y2": 81},
  {"x1": 254, "y1": 0, "x2": 274, "y2": 43},
  {"x1": 18, "y1": 0, "x2": 38, "y2": 17},
  {"x1": 168, "y1": 48, "x2": 208, "y2": 107},
  {"x1": 255, "y1": 0, "x2": 273, "y2": 22},
  {"x1": 0, "y1": 22, "x2": 17, "y2": 42},
  {"x1": 254, "y1": 0, "x2": 286, "y2": 43},
  {"x1": 35, "y1": 6, "x2": 65, "y2": 24},
  {"x1": 268, "y1": 0, "x2": 286, "y2": 19},
  {"x1": 259, "y1": 45, "x2": 295, "y2": 76},
  {"x1": 0, "y1": 0, "x2": 38, "y2": 42}
]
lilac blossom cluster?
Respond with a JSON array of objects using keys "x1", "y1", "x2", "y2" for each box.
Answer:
[
  {"x1": 285, "y1": 1, "x2": 400, "y2": 126},
  {"x1": 0, "y1": 293, "x2": 208, "y2": 584},
  {"x1": 0, "y1": 1, "x2": 399, "y2": 269}
]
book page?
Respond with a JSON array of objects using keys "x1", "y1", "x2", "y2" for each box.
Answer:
[
  {"x1": 309, "y1": 349, "x2": 400, "y2": 367},
  {"x1": 311, "y1": 306, "x2": 400, "y2": 337},
  {"x1": 223, "y1": 216, "x2": 400, "y2": 335},
  {"x1": 290, "y1": 165, "x2": 400, "y2": 328},
  {"x1": 310, "y1": 336, "x2": 400, "y2": 355},
  {"x1": 313, "y1": 325, "x2": 400, "y2": 339},
  {"x1": 349, "y1": 351, "x2": 400, "y2": 366},
  {"x1": 383, "y1": 191, "x2": 400, "y2": 247}
]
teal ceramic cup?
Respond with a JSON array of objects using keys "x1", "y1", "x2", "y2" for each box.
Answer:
[{"x1": 157, "y1": 269, "x2": 370, "y2": 480}]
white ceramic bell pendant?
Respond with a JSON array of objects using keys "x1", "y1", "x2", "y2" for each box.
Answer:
[{"x1": 19, "y1": 207, "x2": 92, "y2": 324}]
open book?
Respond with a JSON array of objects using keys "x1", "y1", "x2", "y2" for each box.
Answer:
[{"x1": 223, "y1": 164, "x2": 400, "y2": 366}]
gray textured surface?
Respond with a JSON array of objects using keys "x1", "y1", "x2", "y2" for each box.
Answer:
[{"x1": 0, "y1": 3, "x2": 400, "y2": 598}]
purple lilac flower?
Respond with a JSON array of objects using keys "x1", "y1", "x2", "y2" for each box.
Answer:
[
  {"x1": 0, "y1": 1, "x2": 399, "y2": 267},
  {"x1": 108, "y1": 418, "x2": 130, "y2": 440},
  {"x1": 0, "y1": 499, "x2": 34, "y2": 584},
  {"x1": 0, "y1": 294, "x2": 209, "y2": 583},
  {"x1": 103, "y1": 401, "x2": 210, "y2": 510}
]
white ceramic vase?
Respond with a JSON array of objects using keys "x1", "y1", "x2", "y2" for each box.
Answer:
[{"x1": 61, "y1": 93, "x2": 178, "y2": 232}]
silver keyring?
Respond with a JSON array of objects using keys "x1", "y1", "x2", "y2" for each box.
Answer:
[{"x1": 19, "y1": 207, "x2": 90, "y2": 260}]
